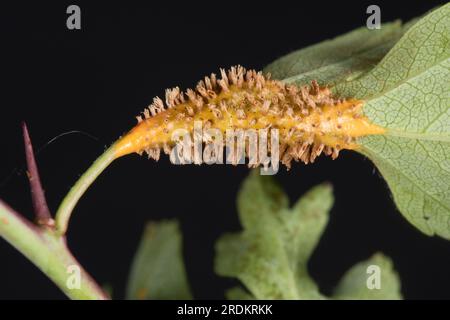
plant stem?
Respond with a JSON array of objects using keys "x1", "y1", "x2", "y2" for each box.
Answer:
[
  {"x1": 55, "y1": 145, "x2": 117, "y2": 235},
  {"x1": 0, "y1": 200, "x2": 108, "y2": 299}
]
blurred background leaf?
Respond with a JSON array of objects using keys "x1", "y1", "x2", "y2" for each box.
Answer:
[
  {"x1": 126, "y1": 220, "x2": 192, "y2": 300},
  {"x1": 215, "y1": 171, "x2": 402, "y2": 300},
  {"x1": 333, "y1": 253, "x2": 402, "y2": 300}
]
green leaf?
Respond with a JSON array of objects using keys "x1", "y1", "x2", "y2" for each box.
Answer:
[
  {"x1": 215, "y1": 171, "x2": 402, "y2": 300},
  {"x1": 225, "y1": 287, "x2": 254, "y2": 300},
  {"x1": 265, "y1": 5, "x2": 450, "y2": 239},
  {"x1": 215, "y1": 171, "x2": 331, "y2": 299},
  {"x1": 333, "y1": 253, "x2": 402, "y2": 300},
  {"x1": 126, "y1": 220, "x2": 193, "y2": 300},
  {"x1": 264, "y1": 20, "x2": 413, "y2": 86},
  {"x1": 336, "y1": 4, "x2": 450, "y2": 238}
]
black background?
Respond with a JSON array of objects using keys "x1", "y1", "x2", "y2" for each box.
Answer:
[{"x1": 0, "y1": 1, "x2": 448, "y2": 300}]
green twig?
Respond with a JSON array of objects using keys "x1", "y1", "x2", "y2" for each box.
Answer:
[
  {"x1": 0, "y1": 125, "x2": 112, "y2": 299},
  {"x1": 55, "y1": 145, "x2": 116, "y2": 235},
  {"x1": 0, "y1": 200, "x2": 108, "y2": 299}
]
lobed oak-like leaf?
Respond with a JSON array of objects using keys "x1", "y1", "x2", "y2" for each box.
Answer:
[{"x1": 214, "y1": 171, "x2": 401, "y2": 299}]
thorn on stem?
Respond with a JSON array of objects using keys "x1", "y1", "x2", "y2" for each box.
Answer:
[{"x1": 22, "y1": 122, "x2": 55, "y2": 228}]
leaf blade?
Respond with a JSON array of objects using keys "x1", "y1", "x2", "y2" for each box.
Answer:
[
  {"x1": 339, "y1": 4, "x2": 450, "y2": 237},
  {"x1": 333, "y1": 253, "x2": 402, "y2": 300},
  {"x1": 264, "y1": 20, "x2": 410, "y2": 86},
  {"x1": 215, "y1": 171, "x2": 330, "y2": 299},
  {"x1": 126, "y1": 220, "x2": 192, "y2": 300},
  {"x1": 215, "y1": 172, "x2": 401, "y2": 300},
  {"x1": 266, "y1": 4, "x2": 450, "y2": 238}
]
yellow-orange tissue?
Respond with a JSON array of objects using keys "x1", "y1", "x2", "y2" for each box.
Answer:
[{"x1": 113, "y1": 66, "x2": 385, "y2": 168}]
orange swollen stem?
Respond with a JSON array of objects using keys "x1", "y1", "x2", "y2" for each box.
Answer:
[
  {"x1": 56, "y1": 65, "x2": 386, "y2": 235},
  {"x1": 113, "y1": 66, "x2": 385, "y2": 167}
]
